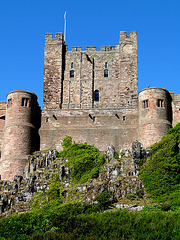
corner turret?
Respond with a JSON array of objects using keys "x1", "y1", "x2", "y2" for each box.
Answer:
[{"x1": 0, "y1": 90, "x2": 41, "y2": 181}]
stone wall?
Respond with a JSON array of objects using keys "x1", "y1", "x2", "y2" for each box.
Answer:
[
  {"x1": 0, "y1": 91, "x2": 41, "y2": 181},
  {"x1": 40, "y1": 108, "x2": 138, "y2": 151},
  {"x1": 138, "y1": 87, "x2": 172, "y2": 148},
  {"x1": 0, "y1": 101, "x2": 6, "y2": 118},
  {"x1": 43, "y1": 31, "x2": 138, "y2": 111},
  {"x1": 0, "y1": 101, "x2": 6, "y2": 153},
  {"x1": 43, "y1": 33, "x2": 65, "y2": 110},
  {"x1": 41, "y1": 31, "x2": 139, "y2": 152},
  {"x1": 62, "y1": 31, "x2": 138, "y2": 110},
  {"x1": 172, "y1": 94, "x2": 180, "y2": 127}
]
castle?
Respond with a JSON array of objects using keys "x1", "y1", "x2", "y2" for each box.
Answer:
[{"x1": 0, "y1": 31, "x2": 180, "y2": 181}]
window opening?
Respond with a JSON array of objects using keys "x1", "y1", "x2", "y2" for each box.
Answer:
[
  {"x1": 89, "y1": 114, "x2": 93, "y2": 119},
  {"x1": 46, "y1": 118, "x2": 49, "y2": 123},
  {"x1": 71, "y1": 62, "x2": 73, "y2": 68},
  {"x1": 70, "y1": 70, "x2": 74, "y2": 78},
  {"x1": 115, "y1": 113, "x2": 119, "y2": 119},
  {"x1": 143, "y1": 100, "x2": 148, "y2": 109},
  {"x1": 94, "y1": 90, "x2": 99, "y2": 101},
  {"x1": 7, "y1": 99, "x2": 12, "y2": 108},
  {"x1": 22, "y1": 98, "x2": 29, "y2": 107},
  {"x1": 158, "y1": 99, "x2": 164, "y2": 107},
  {"x1": 104, "y1": 69, "x2": 108, "y2": 77},
  {"x1": 123, "y1": 116, "x2": 126, "y2": 121},
  {"x1": 105, "y1": 62, "x2": 108, "y2": 68},
  {"x1": 93, "y1": 117, "x2": 96, "y2": 122},
  {"x1": 53, "y1": 114, "x2": 57, "y2": 120}
]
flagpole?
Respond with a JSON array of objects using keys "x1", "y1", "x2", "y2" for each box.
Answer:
[{"x1": 64, "y1": 11, "x2": 66, "y2": 43}]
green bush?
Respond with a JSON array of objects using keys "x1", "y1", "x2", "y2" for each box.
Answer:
[
  {"x1": 140, "y1": 123, "x2": 180, "y2": 206},
  {"x1": 96, "y1": 189, "x2": 114, "y2": 211},
  {"x1": 59, "y1": 136, "x2": 105, "y2": 183},
  {"x1": 30, "y1": 173, "x2": 62, "y2": 211},
  {"x1": 0, "y1": 206, "x2": 180, "y2": 239}
]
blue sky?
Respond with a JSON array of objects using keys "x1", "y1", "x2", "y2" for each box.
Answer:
[{"x1": 0, "y1": 0, "x2": 180, "y2": 108}]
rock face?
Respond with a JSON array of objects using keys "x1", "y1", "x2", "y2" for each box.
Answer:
[
  {"x1": 106, "y1": 146, "x2": 115, "y2": 162},
  {"x1": 0, "y1": 147, "x2": 145, "y2": 217},
  {"x1": 132, "y1": 140, "x2": 151, "y2": 174}
]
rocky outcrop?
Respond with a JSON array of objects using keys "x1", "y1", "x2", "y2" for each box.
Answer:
[
  {"x1": 0, "y1": 144, "x2": 147, "y2": 217},
  {"x1": 132, "y1": 140, "x2": 151, "y2": 174}
]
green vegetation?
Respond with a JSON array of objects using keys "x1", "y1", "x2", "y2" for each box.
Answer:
[
  {"x1": 0, "y1": 205, "x2": 180, "y2": 240},
  {"x1": 140, "y1": 123, "x2": 180, "y2": 208},
  {"x1": 96, "y1": 189, "x2": 114, "y2": 211},
  {"x1": 59, "y1": 136, "x2": 105, "y2": 183},
  {"x1": 30, "y1": 173, "x2": 63, "y2": 211}
]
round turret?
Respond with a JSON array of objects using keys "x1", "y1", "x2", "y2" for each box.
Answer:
[
  {"x1": 0, "y1": 90, "x2": 41, "y2": 181},
  {"x1": 138, "y1": 87, "x2": 172, "y2": 148}
]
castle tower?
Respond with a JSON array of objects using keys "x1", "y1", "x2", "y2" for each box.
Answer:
[
  {"x1": 43, "y1": 33, "x2": 65, "y2": 110},
  {"x1": 0, "y1": 90, "x2": 41, "y2": 181},
  {"x1": 40, "y1": 32, "x2": 139, "y2": 151},
  {"x1": 138, "y1": 87, "x2": 172, "y2": 148}
]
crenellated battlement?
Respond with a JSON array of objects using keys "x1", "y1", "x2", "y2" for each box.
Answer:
[
  {"x1": 45, "y1": 32, "x2": 64, "y2": 40},
  {"x1": 70, "y1": 45, "x2": 118, "y2": 52},
  {"x1": 119, "y1": 31, "x2": 137, "y2": 43}
]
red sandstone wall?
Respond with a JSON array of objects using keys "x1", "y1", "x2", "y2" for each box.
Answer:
[
  {"x1": 0, "y1": 90, "x2": 41, "y2": 181},
  {"x1": 62, "y1": 32, "x2": 138, "y2": 110},
  {"x1": 138, "y1": 87, "x2": 172, "y2": 148},
  {"x1": 172, "y1": 94, "x2": 180, "y2": 127},
  {"x1": 40, "y1": 108, "x2": 138, "y2": 151},
  {"x1": 0, "y1": 101, "x2": 6, "y2": 152},
  {"x1": 43, "y1": 32, "x2": 138, "y2": 111},
  {"x1": 43, "y1": 33, "x2": 64, "y2": 110}
]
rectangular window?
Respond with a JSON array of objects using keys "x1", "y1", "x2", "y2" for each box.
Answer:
[
  {"x1": 94, "y1": 90, "x2": 99, "y2": 101},
  {"x1": 70, "y1": 70, "x2": 74, "y2": 78},
  {"x1": 7, "y1": 99, "x2": 12, "y2": 108},
  {"x1": 158, "y1": 99, "x2": 164, "y2": 107},
  {"x1": 22, "y1": 98, "x2": 29, "y2": 107},
  {"x1": 143, "y1": 100, "x2": 148, "y2": 109},
  {"x1": 104, "y1": 69, "x2": 108, "y2": 77}
]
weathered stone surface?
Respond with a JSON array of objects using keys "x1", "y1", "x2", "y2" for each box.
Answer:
[
  {"x1": 106, "y1": 146, "x2": 115, "y2": 162},
  {"x1": 0, "y1": 148, "x2": 145, "y2": 218},
  {"x1": 0, "y1": 91, "x2": 41, "y2": 181}
]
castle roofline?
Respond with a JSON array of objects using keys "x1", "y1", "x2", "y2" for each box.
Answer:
[
  {"x1": 139, "y1": 87, "x2": 170, "y2": 94},
  {"x1": 7, "y1": 90, "x2": 37, "y2": 97}
]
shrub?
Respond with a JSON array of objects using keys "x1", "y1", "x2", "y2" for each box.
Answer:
[
  {"x1": 30, "y1": 173, "x2": 62, "y2": 211},
  {"x1": 140, "y1": 123, "x2": 180, "y2": 206},
  {"x1": 59, "y1": 137, "x2": 105, "y2": 183},
  {"x1": 96, "y1": 189, "x2": 113, "y2": 211}
]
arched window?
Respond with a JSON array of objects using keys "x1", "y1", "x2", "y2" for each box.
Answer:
[
  {"x1": 104, "y1": 69, "x2": 108, "y2": 77},
  {"x1": 94, "y1": 90, "x2": 99, "y2": 101},
  {"x1": 71, "y1": 62, "x2": 73, "y2": 68},
  {"x1": 105, "y1": 62, "x2": 108, "y2": 68},
  {"x1": 70, "y1": 70, "x2": 74, "y2": 78}
]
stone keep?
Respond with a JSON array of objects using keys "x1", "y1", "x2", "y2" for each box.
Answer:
[
  {"x1": 40, "y1": 31, "x2": 139, "y2": 151},
  {"x1": 0, "y1": 31, "x2": 180, "y2": 181}
]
